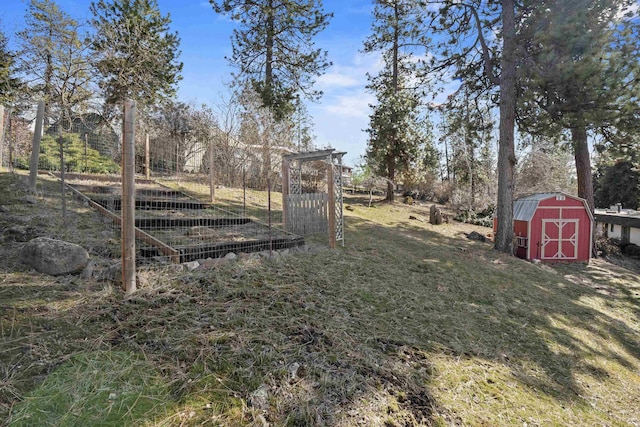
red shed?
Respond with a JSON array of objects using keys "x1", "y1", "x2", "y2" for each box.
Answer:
[{"x1": 493, "y1": 193, "x2": 593, "y2": 262}]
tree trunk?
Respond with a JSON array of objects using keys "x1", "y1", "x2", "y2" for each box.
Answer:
[
  {"x1": 572, "y1": 127, "x2": 594, "y2": 211},
  {"x1": 44, "y1": 25, "x2": 53, "y2": 127},
  {"x1": 265, "y1": 0, "x2": 274, "y2": 103},
  {"x1": 385, "y1": 2, "x2": 399, "y2": 204},
  {"x1": 0, "y1": 105, "x2": 4, "y2": 169},
  {"x1": 494, "y1": 0, "x2": 517, "y2": 254},
  {"x1": 386, "y1": 154, "x2": 395, "y2": 202},
  {"x1": 29, "y1": 101, "x2": 45, "y2": 192}
]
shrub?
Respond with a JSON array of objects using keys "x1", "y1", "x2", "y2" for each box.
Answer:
[
  {"x1": 454, "y1": 204, "x2": 495, "y2": 228},
  {"x1": 596, "y1": 237, "x2": 621, "y2": 257},
  {"x1": 17, "y1": 133, "x2": 120, "y2": 174},
  {"x1": 621, "y1": 242, "x2": 640, "y2": 258}
]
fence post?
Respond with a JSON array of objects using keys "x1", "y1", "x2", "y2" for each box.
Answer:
[
  {"x1": 281, "y1": 158, "x2": 289, "y2": 231},
  {"x1": 268, "y1": 178, "x2": 272, "y2": 253},
  {"x1": 29, "y1": 100, "x2": 45, "y2": 192},
  {"x1": 0, "y1": 105, "x2": 4, "y2": 170},
  {"x1": 58, "y1": 132, "x2": 67, "y2": 226},
  {"x1": 122, "y1": 99, "x2": 137, "y2": 294},
  {"x1": 327, "y1": 156, "x2": 336, "y2": 249},
  {"x1": 209, "y1": 140, "x2": 215, "y2": 203},
  {"x1": 145, "y1": 133, "x2": 150, "y2": 180}
]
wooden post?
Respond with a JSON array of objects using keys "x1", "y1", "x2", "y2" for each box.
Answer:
[
  {"x1": 59, "y1": 132, "x2": 67, "y2": 226},
  {"x1": 145, "y1": 133, "x2": 150, "y2": 179},
  {"x1": 282, "y1": 158, "x2": 290, "y2": 231},
  {"x1": 268, "y1": 178, "x2": 272, "y2": 252},
  {"x1": 0, "y1": 105, "x2": 4, "y2": 170},
  {"x1": 327, "y1": 156, "x2": 336, "y2": 249},
  {"x1": 122, "y1": 99, "x2": 137, "y2": 294},
  {"x1": 29, "y1": 101, "x2": 45, "y2": 192},
  {"x1": 209, "y1": 140, "x2": 215, "y2": 203}
]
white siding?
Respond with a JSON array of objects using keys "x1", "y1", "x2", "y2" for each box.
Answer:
[
  {"x1": 631, "y1": 227, "x2": 640, "y2": 245},
  {"x1": 609, "y1": 224, "x2": 622, "y2": 239}
]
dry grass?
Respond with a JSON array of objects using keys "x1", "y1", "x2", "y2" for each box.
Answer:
[{"x1": 1, "y1": 171, "x2": 639, "y2": 426}]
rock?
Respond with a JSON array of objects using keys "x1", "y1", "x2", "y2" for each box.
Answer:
[
  {"x1": 21, "y1": 237, "x2": 89, "y2": 276},
  {"x1": 81, "y1": 260, "x2": 95, "y2": 279},
  {"x1": 23, "y1": 195, "x2": 39, "y2": 205},
  {"x1": 466, "y1": 231, "x2": 487, "y2": 242},
  {"x1": 199, "y1": 258, "x2": 219, "y2": 269},
  {"x1": 183, "y1": 261, "x2": 200, "y2": 271},
  {"x1": 288, "y1": 362, "x2": 301, "y2": 380},
  {"x1": 0, "y1": 205, "x2": 9, "y2": 213},
  {"x1": 248, "y1": 384, "x2": 270, "y2": 411},
  {"x1": 224, "y1": 252, "x2": 237, "y2": 261}
]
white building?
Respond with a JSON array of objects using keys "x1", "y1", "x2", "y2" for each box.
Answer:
[{"x1": 594, "y1": 204, "x2": 640, "y2": 245}]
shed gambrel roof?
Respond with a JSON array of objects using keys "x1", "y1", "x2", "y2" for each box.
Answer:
[{"x1": 513, "y1": 193, "x2": 594, "y2": 222}]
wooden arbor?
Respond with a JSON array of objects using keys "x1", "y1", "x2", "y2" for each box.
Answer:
[{"x1": 282, "y1": 149, "x2": 345, "y2": 248}]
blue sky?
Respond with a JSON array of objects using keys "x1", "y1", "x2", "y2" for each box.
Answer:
[{"x1": 1, "y1": 0, "x2": 394, "y2": 166}]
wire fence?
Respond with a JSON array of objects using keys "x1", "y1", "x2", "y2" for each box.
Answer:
[
  {"x1": 0, "y1": 103, "x2": 350, "y2": 265},
  {"x1": 1, "y1": 105, "x2": 339, "y2": 268}
]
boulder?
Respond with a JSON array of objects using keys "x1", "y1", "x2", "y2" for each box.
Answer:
[
  {"x1": 466, "y1": 231, "x2": 487, "y2": 242},
  {"x1": 23, "y1": 195, "x2": 39, "y2": 205},
  {"x1": 224, "y1": 252, "x2": 237, "y2": 261},
  {"x1": 183, "y1": 260, "x2": 200, "y2": 271},
  {"x1": 21, "y1": 237, "x2": 89, "y2": 276}
]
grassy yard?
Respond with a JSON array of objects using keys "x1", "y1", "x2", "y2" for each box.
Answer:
[{"x1": 1, "y1": 171, "x2": 639, "y2": 426}]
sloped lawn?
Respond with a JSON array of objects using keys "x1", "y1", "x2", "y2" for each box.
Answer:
[{"x1": 1, "y1": 171, "x2": 639, "y2": 426}]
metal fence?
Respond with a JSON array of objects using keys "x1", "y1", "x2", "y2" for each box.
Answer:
[{"x1": 1, "y1": 105, "x2": 338, "y2": 270}]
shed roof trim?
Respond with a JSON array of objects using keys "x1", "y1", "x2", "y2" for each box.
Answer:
[{"x1": 513, "y1": 192, "x2": 593, "y2": 222}]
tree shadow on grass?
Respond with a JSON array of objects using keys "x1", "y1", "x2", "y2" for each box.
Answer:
[
  {"x1": 4, "y1": 207, "x2": 640, "y2": 425},
  {"x1": 341, "y1": 216, "x2": 640, "y2": 411}
]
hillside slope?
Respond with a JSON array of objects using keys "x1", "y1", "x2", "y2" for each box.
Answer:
[{"x1": 1, "y1": 172, "x2": 639, "y2": 426}]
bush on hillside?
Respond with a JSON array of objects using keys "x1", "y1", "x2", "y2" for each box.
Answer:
[
  {"x1": 16, "y1": 134, "x2": 120, "y2": 174},
  {"x1": 454, "y1": 204, "x2": 495, "y2": 228}
]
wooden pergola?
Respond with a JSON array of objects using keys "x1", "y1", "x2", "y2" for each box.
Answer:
[{"x1": 281, "y1": 149, "x2": 345, "y2": 248}]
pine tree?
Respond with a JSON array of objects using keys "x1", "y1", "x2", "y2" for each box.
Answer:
[
  {"x1": 440, "y1": 87, "x2": 496, "y2": 209},
  {"x1": 210, "y1": 0, "x2": 331, "y2": 121},
  {"x1": 0, "y1": 28, "x2": 22, "y2": 105},
  {"x1": 17, "y1": 0, "x2": 78, "y2": 124},
  {"x1": 593, "y1": 138, "x2": 640, "y2": 210},
  {"x1": 426, "y1": 0, "x2": 518, "y2": 254},
  {"x1": 517, "y1": 0, "x2": 640, "y2": 212},
  {"x1": 90, "y1": 0, "x2": 183, "y2": 107},
  {"x1": 364, "y1": 0, "x2": 432, "y2": 202}
]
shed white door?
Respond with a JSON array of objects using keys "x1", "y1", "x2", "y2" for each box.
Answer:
[{"x1": 541, "y1": 219, "x2": 578, "y2": 260}]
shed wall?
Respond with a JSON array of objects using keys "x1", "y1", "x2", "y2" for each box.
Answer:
[
  {"x1": 514, "y1": 220, "x2": 528, "y2": 259},
  {"x1": 531, "y1": 204, "x2": 591, "y2": 261}
]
